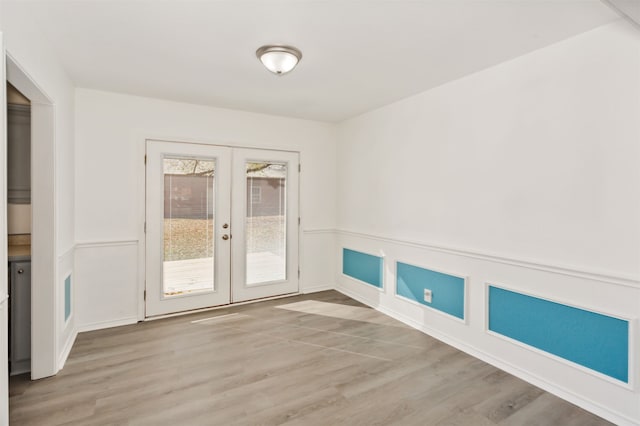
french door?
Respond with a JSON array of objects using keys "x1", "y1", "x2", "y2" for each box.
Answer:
[{"x1": 145, "y1": 140, "x2": 299, "y2": 317}]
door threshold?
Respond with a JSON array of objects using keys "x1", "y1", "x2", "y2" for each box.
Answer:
[{"x1": 144, "y1": 291, "x2": 299, "y2": 321}]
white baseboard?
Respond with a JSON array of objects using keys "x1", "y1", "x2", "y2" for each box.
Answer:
[
  {"x1": 336, "y1": 285, "x2": 638, "y2": 426},
  {"x1": 58, "y1": 327, "x2": 78, "y2": 370},
  {"x1": 301, "y1": 284, "x2": 335, "y2": 294},
  {"x1": 77, "y1": 316, "x2": 138, "y2": 333}
]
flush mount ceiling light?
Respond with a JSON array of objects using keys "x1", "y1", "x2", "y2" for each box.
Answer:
[{"x1": 256, "y1": 45, "x2": 302, "y2": 76}]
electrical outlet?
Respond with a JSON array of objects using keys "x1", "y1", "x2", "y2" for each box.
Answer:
[{"x1": 423, "y1": 289, "x2": 432, "y2": 303}]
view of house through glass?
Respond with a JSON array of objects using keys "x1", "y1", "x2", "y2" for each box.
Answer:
[
  {"x1": 246, "y1": 161, "x2": 287, "y2": 285},
  {"x1": 163, "y1": 157, "x2": 215, "y2": 297}
]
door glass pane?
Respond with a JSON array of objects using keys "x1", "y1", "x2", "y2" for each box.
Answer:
[
  {"x1": 246, "y1": 161, "x2": 286, "y2": 285},
  {"x1": 163, "y1": 157, "x2": 215, "y2": 297}
]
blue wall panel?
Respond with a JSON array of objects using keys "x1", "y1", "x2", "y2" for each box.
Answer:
[
  {"x1": 64, "y1": 275, "x2": 72, "y2": 321},
  {"x1": 396, "y1": 262, "x2": 465, "y2": 320},
  {"x1": 489, "y1": 286, "x2": 628, "y2": 383},
  {"x1": 342, "y1": 248, "x2": 383, "y2": 288}
]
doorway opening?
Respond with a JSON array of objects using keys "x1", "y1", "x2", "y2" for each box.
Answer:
[
  {"x1": 6, "y1": 55, "x2": 57, "y2": 380},
  {"x1": 6, "y1": 82, "x2": 31, "y2": 378}
]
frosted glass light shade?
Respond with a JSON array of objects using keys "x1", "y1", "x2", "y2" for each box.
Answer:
[{"x1": 256, "y1": 45, "x2": 302, "y2": 75}]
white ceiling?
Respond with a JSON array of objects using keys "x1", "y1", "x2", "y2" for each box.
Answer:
[{"x1": 11, "y1": 0, "x2": 621, "y2": 122}]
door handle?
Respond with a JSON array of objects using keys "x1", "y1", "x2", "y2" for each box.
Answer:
[{"x1": 222, "y1": 234, "x2": 230, "y2": 240}]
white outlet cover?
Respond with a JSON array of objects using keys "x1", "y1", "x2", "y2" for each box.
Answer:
[{"x1": 423, "y1": 289, "x2": 432, "y2": 303}]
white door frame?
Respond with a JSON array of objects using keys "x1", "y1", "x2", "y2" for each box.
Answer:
[
  {"x1": 6, "y1": 54, "x2": 57, "y2": 380},
  {"x1": 137, "y1": 138, "x2": 301, "y2": 319},
  {"x1": 1, "y1": 29, "x2": 9, "y2": 426}
]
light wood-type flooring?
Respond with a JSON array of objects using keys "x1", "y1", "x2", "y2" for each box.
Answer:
[{"x1": 9, "y1": 291, "x2": 611, "y2": 425}]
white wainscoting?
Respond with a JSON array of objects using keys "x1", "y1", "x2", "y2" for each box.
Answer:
[
  {"x1": 334, "y1": 229, "x2": 640, "y2": 426},
  {"x1": 300, "y1": 229, "x2": 337, "y2": 294},
  {"x1": 75, "y1": 240, "x2": 139, "y2": 332},
  {"x1": 57, "y1": 246, "x2": 77, "y2": 370},
  {"x1": 75, "y1": 232, "x2": 336, "y2": 331}
]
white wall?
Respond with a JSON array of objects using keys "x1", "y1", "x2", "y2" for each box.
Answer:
[
  {"x1": 1, "y1": 2, "x2": 77, "y2": 379},
  {"x1": 74, "y1": 89, "x2": 337, "y2": 329},
  {"x1": 336, "y1": 20, "x2": 640, "y2": 425},
  {"x1": 338, "y1": 20, "x2": 639, "y2": 278}
]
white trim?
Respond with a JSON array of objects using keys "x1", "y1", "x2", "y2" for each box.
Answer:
[
  {"x1": 301, "y1": 284, "x2": 334, "y2": 294},
  {"x1": 57, "y1": 325, "x2": 77, "y2": 370},
  {"x1": 629, "y1": 318, "x2": 639, "y2": 392},
  {"x1": 144, "y1": 292, "x2": 299, "y2": 321},
  {"x1": 341, "y1": 273, "x2": 386, "y2": 292},
  {"x1": 137, "y1": 136, "x2": 146, "y2": 321},
  {"x1": 5, "y1": 52, "x2": 54, "y2": 104},
  {"x1": 77, "y1": 316, "x2": 138, "y2": 333},
  {"x1": 486, "y1": 328, "x2": 634, "y2": 390},
  {"x1": 336, "y1": 229, "x2": 640, "y2": 288},
  {"x1": 57, "y1": 245, "x2": 75, "y2": 261},
  {"x1": 485, "y1": 282, "x2": 636, "y2": 390},
  {"x1": 395, "y1": 294, "x2": 467, "y2": 325},
  {"x1": 336, "y1": 286, "x2": 639, "y2": 426},
  {"x1": 302, "y1": 228, "x2": 338, "y2": 235},
  {"x1": 394, "y1": 259, "x2": 469, "y2": 324},
  {"x1": 341, "y1": 245, "x2": 386, "y2": 259},
  {"x1": 75, "y1": 240, "x2": 138, "y2": 249},
  {"x1": 1, "y1": 31, "x2": 8, "y2": 426},
  {"x1": 143, "y1": 135, "x2": 301, "y2": 155},
  {"x1": 7, "y1": 54, "x2": 58, "y2": 380}
]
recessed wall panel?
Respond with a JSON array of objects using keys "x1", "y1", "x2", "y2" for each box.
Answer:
[
  {"x1": 396, "y1": 262, "x2": 465, "y2": 320},
  {"x1": 342, "y1": 248, "x2": 383, "y2": 288},
  {"x1": 488, "y1": 286, "x2": 629, "y2": 383},
  {"x1": 64, "y1": 275, "x2": 72, "y2": 321}
]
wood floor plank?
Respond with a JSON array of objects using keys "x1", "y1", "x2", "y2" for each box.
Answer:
[{"x1": 9, "y1": 291, "x2": 612, "y2": 425}]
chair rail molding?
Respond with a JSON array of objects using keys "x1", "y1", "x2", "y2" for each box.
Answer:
[{"x1": 335, "y1": 229, "x2": 640, "y2": 289}]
